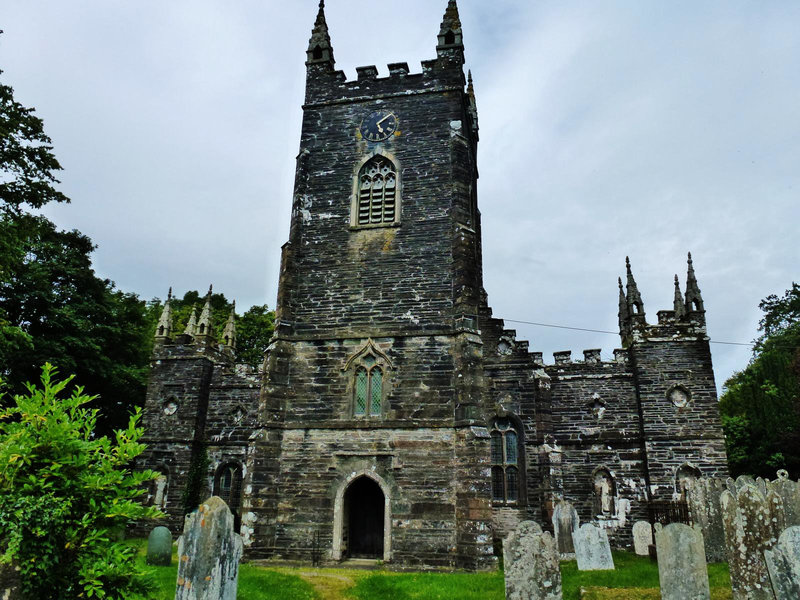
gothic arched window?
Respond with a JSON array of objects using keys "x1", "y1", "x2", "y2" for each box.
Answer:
[
  {"x1": 213, "y1": 463, "x2": 243, "y2": 531},
  {"x1": 354, "y1": 355, "x2": 383, "y2": 417},
  {"x1": 675, "y1": 464, "x2": 701, "y2": 501},
  {"x1": 355, "y1": 155, "x2": 398, "y2": 226},
  {"x1": 491, "y1": 417, "x2": 523, "y2": 504},
  {"x1": 593, "y1": 468, "x2": 616, "y2": 517}
]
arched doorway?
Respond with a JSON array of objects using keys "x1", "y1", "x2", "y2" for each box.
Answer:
[{"x1": 343, "y1": 476, "x2": 385, "y2": 559}]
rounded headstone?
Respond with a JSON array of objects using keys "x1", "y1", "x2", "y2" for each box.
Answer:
[{"x1": 146, "y1": 526, "x2": 173, "y2": 566}]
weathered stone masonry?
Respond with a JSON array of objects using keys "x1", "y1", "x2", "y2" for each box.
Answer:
[{"x1": 137, "y1": 0, "x2": 728, "y2": 568}]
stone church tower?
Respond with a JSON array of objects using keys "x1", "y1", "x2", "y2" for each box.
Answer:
[{"x1": 137, "y1": 0, "x2": 728, "y2": 570}]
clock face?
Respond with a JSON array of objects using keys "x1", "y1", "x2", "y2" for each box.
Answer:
[{"x1": 360, "y1": 111, "x2": 397, "y2": 142}]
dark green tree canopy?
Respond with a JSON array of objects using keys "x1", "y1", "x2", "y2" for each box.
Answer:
[
  {"x1": 720, "y1": 282, "x2": 800, "y2": 479},
  {"x1": 0, "y1": 64, "x2": 70, "y2": 217}
]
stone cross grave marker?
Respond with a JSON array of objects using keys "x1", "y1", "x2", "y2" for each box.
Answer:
[
  {"x1": 721, "y1": 483, "x2": 784, "y2": 600},
  {"x1": 687, "y1": 477, "x2": 727, "y2": 563},
  {"x1": 764, "y1": 525, "x2": 800, "y2": 600},
  {"x1": 655, "y1": 522, "x2": 710, "y2": 600},
  {"x1": 503, "y1": 521, "x2": 562, "y2": 600},
  {"x1": 632, "y1": 520, "x2": 652, "y2": 556},
  {"x1": 175, "y1": 496, "x2": 243, "y2": 600},
  {"x1": 572, "y1": 523, "x2": 614, "y2": 571},
  {"x1": 147, "y1": 526, "x2": 173, "y2": 566},
  {"x1": 552, "y1": 499, "x2": 579, "y2": 555}
]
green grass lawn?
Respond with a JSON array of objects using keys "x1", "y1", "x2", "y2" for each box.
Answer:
[{"x1": 129, "y1": 540, "x2": 731, "y2": 600}]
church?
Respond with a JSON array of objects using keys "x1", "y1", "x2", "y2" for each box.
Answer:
[{"x1": 138, "y1": 0, "x2": 728, "y2": 569}]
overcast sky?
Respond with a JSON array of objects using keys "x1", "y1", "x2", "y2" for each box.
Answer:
[{"x1": 3, "y1": 1, "x2": 798, "y2": 391}]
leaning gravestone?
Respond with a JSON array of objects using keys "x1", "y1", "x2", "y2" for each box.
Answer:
[
  {"x1": 504, "y1": 521, "x2": 562, "y2": 600},
  {"x1": 632, "y1": 521, "x2": 653, "y2": 556},
  {"x1": 146, "y1": 526, "x2": 173, "y2": 566},
  {"x1": 552, "y1": 500, "x2": 579, "y2": 555},
  {"x1": 721, "y1": 484, "x2": 784, "y2": 600},
  {"x1": 572, "y1": 523, "x2": 614, "y2": 571},
  {"x1": 687, "y1": 477, "x2": 727, "y2": 562},
  {"x1": 764, "y1": 525, "x2": 800, "y2": 599},
  {"x1": 175, "y1": 496, "x2": 243, "y2": 600},
  {"x1": 655, "y1": 523, "x2": 710, "y2": 600}
]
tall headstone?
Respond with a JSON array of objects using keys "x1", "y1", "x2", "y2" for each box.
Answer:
[
  {"x1": 551, "y1": 500, "x2": 579, "y2": 555},
  {"x1": 654, "y1": 523, "x2": 710, "y2": 600},
  {"x1": 735, "y1": 475, "x2": 757, "y2": 492},
  {"x1": 721, "y1": 485, "x2": 784, "y2": 600},
  {"x1": 687, "y1": 477, "x2": 727, "y2": 562},
  {"x1": 632, "y1": 521, "x2": 653, "y2": 556},
  {"x1": 572, "y1": 523, "x2": 615, "y2": 571},
  {"x1": 503, "y1": 521, "x2": 562, "y2": 600},
  {"x1": 768, "y1": 470, "x2": 800, "y2": 528},
  {"x1": 765, "y1": 525, "x2": 800, "y2": 600},
  {"x1": 175, "y1": 496, "x2": 243, "y2": 600},
  {"x1": 147, "y1": 526, "x2": 173, "y2": 566}
]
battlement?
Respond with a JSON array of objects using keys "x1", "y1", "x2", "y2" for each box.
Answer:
[{"x1": 548, "y1": 348, "x2": 629, "y2": 368}]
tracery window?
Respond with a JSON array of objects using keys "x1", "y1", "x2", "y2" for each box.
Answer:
[
  {"x1": 356, "y1": 156, "x2": 397, "y2": 226},
  {"x1": 491, "y1": 418, "x2": 522, "y2": 504},
  {"x1": 213, "y1": 463, "x2": 243, "y2": 531},
  {"x1": 354, "y1": 354, "x2": 383, "y2": 417}
]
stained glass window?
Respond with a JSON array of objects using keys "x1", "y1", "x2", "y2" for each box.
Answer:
[
  {"x1": 490, "y1": 418, "x2": 523, "y2": 504},
  {"x1": 357, "y1": 156, "x2": 397, "y2": 225}
]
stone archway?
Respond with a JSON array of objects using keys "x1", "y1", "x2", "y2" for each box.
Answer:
[{"x1": 332, "y1": 470, "x2": 392, "y2": 562}]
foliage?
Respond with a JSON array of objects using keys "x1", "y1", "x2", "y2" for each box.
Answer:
[
  {"x1": 180, "y1": 442, "x2": 209, "y2": 516},
  {"x1": 0, "y1": 214, "x2": 154, "y2": 435},
  {"x1": 0, "y1": 364, "x2": 161, "y2": 600},
  {"x1": 237, "y1": 303, "x2": 275, "y2": 368},
  {"x1": 0, "y1": 63, "x2": 70, "y2": 218},
  {"x1": 720, "y1": 282, "x2": 800, "y2": 479}
]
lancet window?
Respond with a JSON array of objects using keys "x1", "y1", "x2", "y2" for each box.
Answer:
[
  {"x1": 356, "y1": 156, "x2": 397, "y2": 226},
  {"x1": 354, "y1": 355, "x2": 383, "y2": 417}
]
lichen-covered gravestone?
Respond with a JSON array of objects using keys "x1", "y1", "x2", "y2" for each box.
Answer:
[
  {"x1": 551, "y1": 500, "x2": 579, "y2": 555},
  {"x1": 175, "y1": 496, "x2": 243, "y2": 600},
  {"x1": 632, "y1": 521, "x2": 652, "y2": 556},
  {"x1": 687, "y1": 477, "x2": 727, "y2": 562},
  {"x1": 147, "y1": 526, "x2": 173, "y2": 566},
  {"x1": 767, "y1": 470, "x2": 800, "y2": 528},
  {"x1": 654, "y1": 523, "x2": 710, "y2": 600},
  {"x1": 503, "y1": 521, "x2": 562, "y2": 600},
  {"x1": 572, "y1": 523, "x2": 614, "y2": 571},
  {"x1": 764, "y1": 525, "x2": 800, "y2": 600},
  {"x1": 721, "y1": 484, "x2": 784, "y2": 600}
]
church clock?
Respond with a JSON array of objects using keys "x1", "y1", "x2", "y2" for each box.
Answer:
[{"x1": 360, "y1": 111, "x2": 397, "y2": 142}]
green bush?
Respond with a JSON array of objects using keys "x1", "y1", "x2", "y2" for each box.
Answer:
[{"x1": 0, "y1": 364, "x2": 161, "y2": 599}]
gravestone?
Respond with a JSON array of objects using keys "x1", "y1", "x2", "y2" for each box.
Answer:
[
  {"x1": 175, "y1": 496, "x2": 243, "y2": 600},
  {"x1": 765, "y1": 525, "x2": 800, "y2": 600},
  {"x1": 503, "y1": 521, "x2": 562, "y2": 600},
  {"x1": 735, "y1": 474, "x2": 756, "y2": 492},
  {"x1": 687, "y1": 477, "x2": 727, "y2": 562},
  {"x1": 721, "y1": 485, "x2": 784, "y2": 600},
  {"x1": 146, "y1": 526, "x2": 173, "y2": 566},
  {"x1": 632, "y1": 521, "x2": 653, "y2": 556},
  {"x1": 551, "y1": 500, "x2": 579, "y2": 555},
  {"x1": 768, "y1": 470, "x2": 800, "y2": 528},
  {"x1": 654, "y1": 523, "x2": 710, "y2": 600},
  {"x1": 572, "y1": 523, "x2": 614, "y2": 571}
]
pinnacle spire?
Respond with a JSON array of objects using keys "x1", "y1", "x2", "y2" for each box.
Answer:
[
  {"x1": 223, "y1": 301, "x2": 237, "y2": 349},
  {"x1": 307, "y1": 0, "x2": 334, "y2": 66},
  {"x1": 155, "y1": 287, "x2": 174, "y2": 341},
  {"x1": 184, "y1": 307, "x2": 198, "y2": 337},
  {"x1": 673, "y1": 274, "x2": 687, "y2": 319},
  {"x1": 437, "y1": 0, "x2": 464, "y2": 62},
  {"x1": 466, "y1": 70, "x2": 479, "y2": 137},
  {"x1": 618, "y1": 277, "x2": 629, "y2": 332},
  {"x1": 625, "y1": 257, "x2": 646, "y2": 324},
  {"x1": 196, "y1": 285, "x2": 215, "y2": 340},
  {"x1": 684, "y1": 252, "x2": 705, "y2": 314}
]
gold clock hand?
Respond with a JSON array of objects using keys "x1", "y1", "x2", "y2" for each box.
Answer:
[{"x1": 376, "y1": 114, "x2": 391, "y2": 126}]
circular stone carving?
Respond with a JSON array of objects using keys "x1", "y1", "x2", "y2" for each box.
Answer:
[
  {"x1": 497, "y1": 337, "x2": 514, "y2": 356},
  {"x1": 777, "y1": 469, "x2": 789, "y2": 480},
  {"x1": 666, "y1": 385, "x2": 691, "y2": 408},
  {"x1": 162, "y1": 398, "x2": 179, "y2": 415}
]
